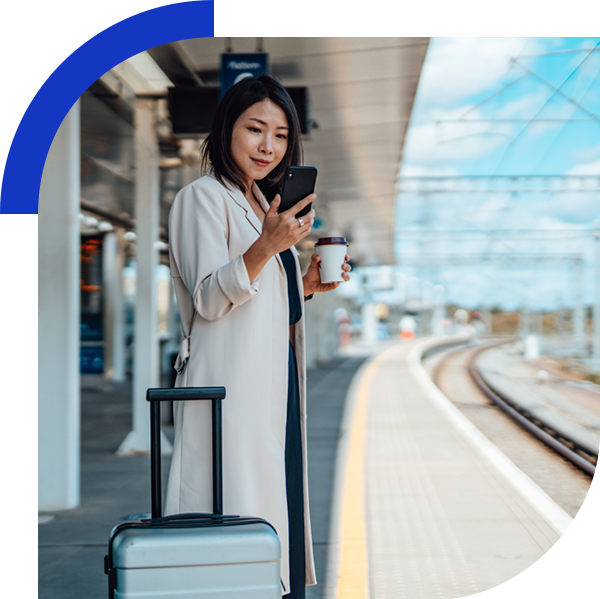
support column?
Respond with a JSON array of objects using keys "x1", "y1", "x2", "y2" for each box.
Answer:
[
  {"x1": 38, "y1": 101, "x2": 81, "y2": 510},
  {"x1": 103, "y1": 229, "x2": 126, "y2": 382},
  {"x1": 432, "y1": 284, "x2": 446, "y2": 337},
  {"x1": 573, "y1": 258, "x2": 585, "y2": 357},
  {"x1": 118, "y1": 99, "x2": 171, "y2": 454},
  {"x1": 362, "y1": 302, "x2": 377, "y2": 345},
  {"x1": 593, "y1": 222, "x2": 600, "y2": 372}
]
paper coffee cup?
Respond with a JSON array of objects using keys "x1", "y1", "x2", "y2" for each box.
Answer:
[{"x1": 315, "y1": 237, "x2": 349, "y2": 283}]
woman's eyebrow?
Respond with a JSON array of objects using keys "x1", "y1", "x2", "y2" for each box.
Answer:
[{"x1": 249, "y1": 117, "x2": 289, "y2": 130}]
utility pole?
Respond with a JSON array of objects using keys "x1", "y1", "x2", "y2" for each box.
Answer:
[
  {"x1": 594, "y1": 221, "x2": 600, "y2": 372},
  {"x1": 573, "y1": 258, "x2": 586, "y2": 357}
]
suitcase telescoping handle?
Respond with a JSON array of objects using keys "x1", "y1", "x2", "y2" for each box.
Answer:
[{"x1": 146, "y1": 387, "x2": 226, "y2": 520}]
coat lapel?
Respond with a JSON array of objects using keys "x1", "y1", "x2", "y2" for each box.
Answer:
[
  {"x1": 225, "y1": 181, "x2": 284, "y2": 273},
  {"x1": 252, "y1": 182, "x2": 270, "y2": 215},
  {"x1": 252, "y1": 183, "x2": 285, "y2": 273},
  {"x1": 225, "y1": 185, "x2": 263, "y2": 235}
]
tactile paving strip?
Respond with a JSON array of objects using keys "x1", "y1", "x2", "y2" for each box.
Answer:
[{"x1": 364, "y1": 343, "x2": 559, "y2": 599}]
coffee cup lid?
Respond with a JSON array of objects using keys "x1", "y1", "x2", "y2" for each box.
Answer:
[{"x1": 315, "y1": 237, "x2": 348, "y2": 246}]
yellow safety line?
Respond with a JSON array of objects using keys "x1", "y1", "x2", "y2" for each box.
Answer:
[{"x1": 336, "y1": 358, "x2": 379, "y2": 599}]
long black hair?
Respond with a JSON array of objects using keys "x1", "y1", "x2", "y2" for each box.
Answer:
[{"x1": 200, "y1": 74, "x2": 303, "y2": 199}]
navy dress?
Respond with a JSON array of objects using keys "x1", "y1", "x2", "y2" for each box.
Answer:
[{"x1": 279, "y1": 249, "x2": 306, "y2": 598}]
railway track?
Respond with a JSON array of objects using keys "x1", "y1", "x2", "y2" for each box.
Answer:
[
  {"x1": 426, "y1": 339, "x2": 595, "y2": 517},
  {"x1": 466, "y1": 341, "x2": 597, "y2": 477}
]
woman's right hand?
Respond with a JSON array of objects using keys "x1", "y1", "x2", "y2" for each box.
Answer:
[
  {"x1": 243, "y1": 193, "x2": 316, "y2": 282},
  {"x1": 260, "y1": 193, "x2": 316, "y2": 255}
]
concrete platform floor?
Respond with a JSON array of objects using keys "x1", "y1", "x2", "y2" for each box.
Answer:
[
  {"x1": 39, "y1": 337, "x2": 578, "y2": 599},
  {"x1": 38, "y1": 355, "x2": 367, "y2": 599}
]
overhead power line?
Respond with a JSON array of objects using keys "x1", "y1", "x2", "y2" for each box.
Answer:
[{"x1": 397, "y1": 174, "x2": 600, "y2": 194}]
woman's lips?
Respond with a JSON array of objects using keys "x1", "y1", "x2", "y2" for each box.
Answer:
[{"x1": 252, "y1": 158, "x2": 271, "y2": 167}]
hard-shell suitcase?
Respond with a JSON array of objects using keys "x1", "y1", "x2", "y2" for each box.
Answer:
[{"x1": 104, "y1": 387, "x2": 282, "y2": 598}]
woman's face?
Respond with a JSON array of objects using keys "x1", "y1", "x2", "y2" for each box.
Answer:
[{"x1": 230, "y1": 98, "x2": 289, "y2": 190}]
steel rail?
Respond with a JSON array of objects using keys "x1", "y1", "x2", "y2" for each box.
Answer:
[{"x1": 465, "y1": 342, "x2": 597, "y2": 477}]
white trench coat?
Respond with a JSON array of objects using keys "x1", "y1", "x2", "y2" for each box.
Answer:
[{"x1": 164, "y1": 173, "x2": 317, "y2": 593}]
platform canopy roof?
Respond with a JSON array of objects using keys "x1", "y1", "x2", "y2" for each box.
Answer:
[{"x1": 96, "y1": 38, "x2": 430, "y2": 266}]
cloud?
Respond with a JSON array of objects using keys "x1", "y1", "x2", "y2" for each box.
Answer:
[
  {"x1": 395, "y1": 38, "x2": 600, "y2": 310},
  {"x1": 402, "y1": 39, "x2": 600, "y2": 176},
  {"x1": 399, "y1": 164, "x2": 461, "y2": 177},
  {"x1": 570, "y1": 143, "x2": 600, "y2": 164},
  {"x1": 567, "y1": 159, "x2": 600, "y2": 175},
  {"x1": 415, "y1": 38, "x2": 542, "y2": 109},
  {"x1": 402, "y1": 118, "x2": 510, "y2": 167},
  {"x1": 533, "y1": 193, "x2": 600, "y2": 224}
]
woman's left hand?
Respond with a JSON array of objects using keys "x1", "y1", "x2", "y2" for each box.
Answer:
[{"x1": 303, "y1": 253, "x2": 351, "y2": 297}]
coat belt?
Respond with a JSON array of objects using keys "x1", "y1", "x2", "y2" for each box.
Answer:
[{"x1": 174, "y1": 336, "x2": 190, "y2": 374}]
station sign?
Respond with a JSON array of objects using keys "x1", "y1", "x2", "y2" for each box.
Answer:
[{"x1": 220, "y1": 53, "x2": 269, "y2": 98}]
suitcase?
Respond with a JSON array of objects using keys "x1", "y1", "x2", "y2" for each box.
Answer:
[{"x1": 104, "y1": 386, "x2": 282, "y2": 598}]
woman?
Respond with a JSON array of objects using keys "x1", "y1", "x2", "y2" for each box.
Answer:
[{"x1": 165, "y1": 75, "x2": 350, "y2": 597}]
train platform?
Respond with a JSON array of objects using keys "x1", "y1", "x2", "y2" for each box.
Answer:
[
  {"x1": 38, "y1": 354, "x2": 368, "y2": 599},
  {"x1": 39, "y1": 336, "x2": 596, "y2": 599},
  {"x1": 329, "y1": 336, "x2": 575, "y2": 599}
]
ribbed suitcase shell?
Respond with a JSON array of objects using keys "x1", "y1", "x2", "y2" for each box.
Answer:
[
  {"x1": 110, "y1": 520, "x2": 281, "y2": 598},
  {"x1": 105, "y1": 387, "x2": 282, "y2": 598}
]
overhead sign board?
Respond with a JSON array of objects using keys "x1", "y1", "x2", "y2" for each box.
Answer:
[{"x1": 220, "y1": 53, "x2": 269, "y2": 98}]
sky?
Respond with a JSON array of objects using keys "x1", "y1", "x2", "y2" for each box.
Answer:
[{"x1": 395, "y1": 37, "x2": 600, "y2": 312}]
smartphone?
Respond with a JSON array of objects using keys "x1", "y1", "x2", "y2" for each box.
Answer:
[{"x1": 278, "y1": 166, "x2": 318, "y2": 217}]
